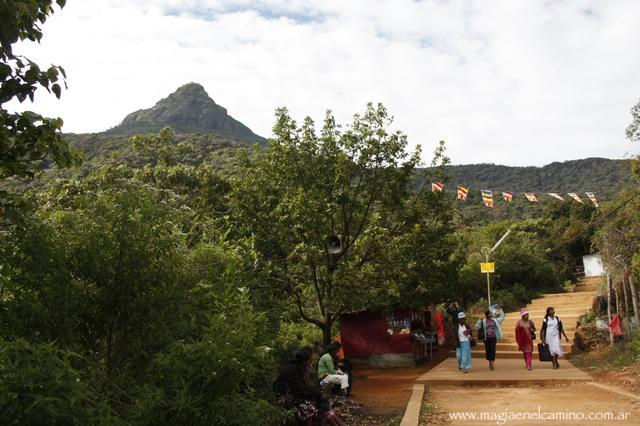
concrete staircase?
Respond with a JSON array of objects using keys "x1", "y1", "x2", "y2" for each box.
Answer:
[{"x1": 468, "y1": 275, "x2": 602, "y2": 359}]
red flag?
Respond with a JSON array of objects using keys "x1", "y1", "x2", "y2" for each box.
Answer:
[
  {"x1": 432, "y1": 182, "x2": 444, "y2": 192},
  {"x1": 609, "y1": 314, "x2": 623, "y2": 337}
]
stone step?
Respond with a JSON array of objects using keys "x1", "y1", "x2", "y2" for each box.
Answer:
[
  {"x1": 526, "y1": 301, "x2": 593, "y2": 308},
  {"x1": 499, "y1": 337, "x2": 574, "y2": 344},
  {"x1": 500, "y1": 329, "x2": 577, "y2": 339},
  {"x1": 573, "y1": 288, "x2": 599, "y2": 292},
  {"x1": 538, "y1": 292, "x2": 596, "y2": 299},
  {"x1": 471, "y1": 349, "x2": 571, "y2": 359},
  {"x1": 503, "y1": 314, "x2": 581, "y2": 322},
  {"x1": 451, "y1": 350, "x2": 573, "y2": 359},
  {"x1": 493, "y1": 342, "x2": 572, "y2": 352},
  {"x1": 505, "y1": 308, "x2": 587, "y2": 316},
  {"x1": 577, "y1": 275, "x2": 604, "y2": 282}
]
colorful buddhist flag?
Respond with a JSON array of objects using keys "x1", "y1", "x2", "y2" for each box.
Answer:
[
  {"x1": 585, "y1": 192, "x2": 599, "y2": 208},
  {"x1": 502, "y1": 192, "x2": 513, "y2": 202},
  {"x1": 481, "y1": 190, "x2": 493, "y2": 207},
  {"x1": 568, "y1": 193, "x2": 584, "y2": 203},
  {"x1": 525, "y1": 193, "x2": 538, "y2": 202},
  {"x1": 432, "y1": 182, "x2": 444, "y2": 192},
  {"x1": 548, "y1": 193, "x2": 564, "y2": 201},
  {"x1": 457, "y1": 186, "x2": 468, "y2": 200}
]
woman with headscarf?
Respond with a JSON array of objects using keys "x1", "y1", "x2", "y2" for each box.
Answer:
[
  {"x1": 541, "y1": 307, "x2": 569, "y2": 369},
  {"x1": 515, "y1": 308, "x2": 536, "y2": 370},
  {"x1": 455, "y1": 312, "x2": 473, "y2": 373}
]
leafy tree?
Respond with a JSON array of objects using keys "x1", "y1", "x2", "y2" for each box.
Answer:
[
  {"x1": 592, "y1": 190, "x2": 640, "y2": 324},
  {"x1": 231, "y1": 104, "x2": 456, "y2": 344},
  {"x1": 1, "y1": 168, "x2": 194, "y2": 398},
  {"x1": 0, "y1": 0, "x2": 79, "y2": 198},
  {"x1": 456, "y1": 220, "x2": 564, "y2": 309}
]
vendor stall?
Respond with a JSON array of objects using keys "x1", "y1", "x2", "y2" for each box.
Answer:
[{"x1": 340, "y1": 307, "x2": 436, "y2": 366}]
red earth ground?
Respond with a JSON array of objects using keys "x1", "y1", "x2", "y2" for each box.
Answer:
[{"x1": 347, "y1": 348, "x2": 451, "y2": 422}]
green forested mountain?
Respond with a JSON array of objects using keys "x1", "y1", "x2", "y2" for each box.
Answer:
[
  {"x1": 104, "y1": 83, "x2": 266, "y2": 144},
  {"x1": 416, "y1": 158, "x2": 633, "y2": 223},
  {"x1": 439, "y1": 158, "x2": 630, "y2": 198},
  {"x1": 69, "y1": 125, "x2": 632, "y2": 223}
]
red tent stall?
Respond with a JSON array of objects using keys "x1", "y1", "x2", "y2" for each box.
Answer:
[{"x1": 340, "y1": 307, "x2": 434, "y2": 366}]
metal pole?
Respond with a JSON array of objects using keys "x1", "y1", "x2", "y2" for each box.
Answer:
[{"x1": 486, "y1": 252, "x2": 491, "y2": 306}]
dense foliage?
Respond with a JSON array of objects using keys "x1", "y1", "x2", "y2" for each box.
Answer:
[{"x1": 1, "y1": 4, "x2": 638, "y2": 424}]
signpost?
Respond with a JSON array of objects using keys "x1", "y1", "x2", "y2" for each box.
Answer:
[
  {"x1": 481, "y1": 261, "x2": 495, "y2": 305},
  {"x1": 480, "y1": 262, "x2": 495, "y2": 273}
]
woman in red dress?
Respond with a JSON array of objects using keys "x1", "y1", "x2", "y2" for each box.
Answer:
[{"x1": 515, "y1": 308, "x2": 536, "y2": 370}]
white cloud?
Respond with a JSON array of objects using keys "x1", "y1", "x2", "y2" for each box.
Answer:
[{"x1": 7, "y1": 0, "x2": 640, "y2": 166}]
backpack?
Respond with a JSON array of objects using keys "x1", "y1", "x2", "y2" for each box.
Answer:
[{"x1": 478, "y1": 320, "x2": 485, "y2": 341}]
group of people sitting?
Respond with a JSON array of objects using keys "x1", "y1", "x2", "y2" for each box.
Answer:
[{"x1": 273, "y1": 342, "x2": 353, "y2": 426}]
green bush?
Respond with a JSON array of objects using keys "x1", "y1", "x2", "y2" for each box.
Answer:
[
  {"x1": 0, "y1": 339, "x2": 114, "y2": 425},
  {"x1": 132, "y1": 284, "x2": 289, "y2": 425}
]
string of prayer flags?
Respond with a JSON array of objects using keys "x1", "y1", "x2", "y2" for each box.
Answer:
[
  {"x1": 567, "y1": 193, "x2": 584, "y2": 203},
  {"x1": 482, "y1": 190, "x2": 494, "y2": 207},
  {"x1": 432, "y1": 182, "x2": 444, "y2": 192},
  {"x1": 457, "y1": 186, "x2": 468, "y2": 200},
  {"x1": 422, "y1": 182, "x2": 600, "y2": 209}
]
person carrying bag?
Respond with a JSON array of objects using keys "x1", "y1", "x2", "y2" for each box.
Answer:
[{"x1": 474, "y1": 306, "x2": 505, "y2": 370}]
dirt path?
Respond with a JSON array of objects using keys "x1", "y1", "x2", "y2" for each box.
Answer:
[
  {"x1": 349, "y1": 350, "x2": 451, "y2": 421},
  {"x1": 422, "y1": 383, "x2": 640, "y2": 425}
]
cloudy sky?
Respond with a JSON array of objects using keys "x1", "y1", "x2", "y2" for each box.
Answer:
[{"x1": 11, "y1": 0, "x2": 640, "y2": 166}]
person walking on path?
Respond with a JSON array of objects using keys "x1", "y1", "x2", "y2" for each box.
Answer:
[
  {"x1": 455, "y1": 312, "x2": 473, "y2": 373},
  {"x1": 515, "y1": 309, "x2": 536, "y2": 370},
  {"x1": 475, "y1": 306, "x2": 505, "y2": 370},
  {"x1": 541, "y1": 307, "x2": 569, "y2": 369}
]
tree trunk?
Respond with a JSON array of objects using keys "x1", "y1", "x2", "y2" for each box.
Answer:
[
  {"x1": 607, "y1": 274, "x2": 614, "y2": 346},
  {"x1": 622, "y1": 274, "x2": 631, "y2": 320},
  {"x1": 321, "y1": 315, "x2": 334, "y2": 347},
  {"x1": 627, "y1": 271, "x2": 639, "y2": 325}
]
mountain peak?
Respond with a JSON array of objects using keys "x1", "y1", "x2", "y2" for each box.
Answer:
[{"x1": 105, "y1": 83, "x2": 265, "y2": 144}]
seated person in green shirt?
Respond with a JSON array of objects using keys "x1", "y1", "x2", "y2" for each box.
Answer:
[{"x1": 318, "y1": 342, "x2": 349, "y2": 395}]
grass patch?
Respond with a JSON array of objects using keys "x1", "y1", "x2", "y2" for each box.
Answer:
[
  {"x1": 418, "y1": 385, "x2": 445, "y2": 425},
  {"x1": 573, "y1": 340, "x2": 637, "y2": 372},
  {"x1": 387, "y1": 416, "x2": 402, "y2": 426}
]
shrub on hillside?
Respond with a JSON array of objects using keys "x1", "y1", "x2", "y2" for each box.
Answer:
[
  {"x1": 0, "y1": 339, "x2": 114, "y2": 424},
  {"x1": 131, "y1": 284, "x2": 289, "y2": 425}
]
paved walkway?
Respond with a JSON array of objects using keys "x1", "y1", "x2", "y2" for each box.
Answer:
[{"x1": 416, "y1": 358, "x2": 592, "y2": 386}]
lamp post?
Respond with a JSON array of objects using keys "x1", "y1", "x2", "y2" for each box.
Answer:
[{"x1": 484, "y1": 229, "x2": 512, "y2": 306}]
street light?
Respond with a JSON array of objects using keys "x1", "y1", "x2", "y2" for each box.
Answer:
[{"x1": 484, "y1": 228, "x2": 512, "y2": 306}]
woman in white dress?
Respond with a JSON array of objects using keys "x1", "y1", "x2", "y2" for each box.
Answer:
[{"x1": 541, "y1": 307, "x2": 569, "y2": 369}]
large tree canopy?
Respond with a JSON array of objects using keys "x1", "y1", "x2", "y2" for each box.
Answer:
[{"x1": 231, "y1": 104, "x2": 458, "y2": 344}]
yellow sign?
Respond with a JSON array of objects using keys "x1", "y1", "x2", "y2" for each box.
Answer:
[{"x1": 481, "y1": 262, "x2": 495, "y2": 273}]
